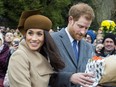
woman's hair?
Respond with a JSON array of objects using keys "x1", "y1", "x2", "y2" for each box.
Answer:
[{"x1": 40, "y1": 31, "x2": 65, "y2": 71}]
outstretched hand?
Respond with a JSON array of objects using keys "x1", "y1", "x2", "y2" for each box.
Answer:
[{"x1": 70, "y1": 73, "x2": 94, "y2": 87}]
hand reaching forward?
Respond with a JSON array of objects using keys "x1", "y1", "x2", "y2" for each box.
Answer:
[{"x1": 70, "y1": 73, "x2": 94, "y2": 87}]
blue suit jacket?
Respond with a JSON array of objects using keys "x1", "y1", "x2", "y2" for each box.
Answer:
[{"x1": 51, "y1": 28, "x2": 95, "y2": 87}]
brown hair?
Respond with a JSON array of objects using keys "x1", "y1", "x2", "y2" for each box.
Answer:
[
  {"x1": 68, "y1": 2, "x2": 95, "y2": 21},
  {"x1": 40, "y1": 31, "x2": 65, "y2": 71}
]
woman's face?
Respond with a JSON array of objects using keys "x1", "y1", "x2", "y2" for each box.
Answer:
[
  {"x1": 26, "y1": 29, "x2": 44, "y2": 51},
  {"x1": 85, "y1": 34, "x2": 92, "y2": 43}
]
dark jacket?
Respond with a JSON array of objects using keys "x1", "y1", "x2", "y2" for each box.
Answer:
[
  {"x1": 97, "y1": 47, "x2": 116, "y2": 57},
  {"x1": 0, "y1": 43, "x2": 11, "y2": 79}
]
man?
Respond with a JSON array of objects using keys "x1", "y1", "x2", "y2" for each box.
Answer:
[
  {"x1": 51, "y1": 3, "x2": 95, "y2": 87},
  {"x1": 4, "y1": 31, "x2": 14, "y2": 47},
  {"x1": 96, "y1": 33, "x2": 116, "y2": 87},
  {"x1": 97, "y1": 33, "x2": 116, "y2": 57}
]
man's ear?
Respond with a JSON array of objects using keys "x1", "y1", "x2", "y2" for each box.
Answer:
[{"x1": 68, "y1": 16, "x2": 74, "y2": 24}]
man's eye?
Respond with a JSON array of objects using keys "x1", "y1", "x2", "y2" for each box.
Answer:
[
  {"x1": 78, "y1": 25, "x2": 82, "y2": 28},
  {"x1": 77, "y1": 24, "x2": 83, "y2": 28}
]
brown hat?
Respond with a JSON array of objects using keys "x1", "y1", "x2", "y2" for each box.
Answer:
[{"x1": 18, "y1": 10, "x2": 52, "y2": 35}]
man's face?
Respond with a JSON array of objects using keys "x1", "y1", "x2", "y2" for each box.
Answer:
[
  {"x1": 68, "y1": 15, "x2": 92, "y2": 41},
  {"x1": 104, "y1": 38, "x2": 115, "y2": 52},
  {"x1": 5, "y1": 32, "x2": 14, "y2": 43}
]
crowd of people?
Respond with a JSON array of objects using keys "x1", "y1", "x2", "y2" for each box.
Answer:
[{"x1": 0, "y1": 2, "x2": 116, "y2": 87}]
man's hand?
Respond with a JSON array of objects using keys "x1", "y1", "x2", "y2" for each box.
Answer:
[{"x1": 70, "y1": 73, "x2": 94, "y2": 87}]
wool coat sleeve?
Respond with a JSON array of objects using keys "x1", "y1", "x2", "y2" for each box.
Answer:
[{"x1": 8, "y1": 50, "x2": 31, "y2": 87}]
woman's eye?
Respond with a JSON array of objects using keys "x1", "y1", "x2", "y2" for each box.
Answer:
[
  {"x1": 28, "y1": 32, "x2": 33, "y2": 35},
  {"x1": 37, "y1": 32, "x2": 43, "y2": 36}
]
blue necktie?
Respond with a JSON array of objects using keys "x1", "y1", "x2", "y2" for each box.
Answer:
[{"x1": 72, "y1": 40, "x2": 79, "y2": 61}]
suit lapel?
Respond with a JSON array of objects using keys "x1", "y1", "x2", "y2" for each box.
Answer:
[
  {"x1": 78, "y1": 40, "x2": 89, "y2": 69},
  {"x1": 59, "y1": 29, "x2": 77, "y2": 67}
]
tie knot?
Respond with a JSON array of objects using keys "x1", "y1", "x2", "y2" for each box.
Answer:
[{"x1": 73, "y1": 40, "x2": 77, "y2": 45}]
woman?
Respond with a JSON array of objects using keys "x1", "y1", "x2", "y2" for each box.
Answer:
[
  {"x1": 8, "y1": 10, "x2": 65, "y2": 87},
  {"x1": 0, "y1": 33, "x2": 11, "y2": 87}
]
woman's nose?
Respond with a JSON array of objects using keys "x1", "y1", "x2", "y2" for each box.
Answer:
[{"x1": 32, "y1": 34, "x2": 38, "y2": 40}]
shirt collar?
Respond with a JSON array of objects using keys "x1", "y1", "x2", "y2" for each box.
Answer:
[{"x1": 65, "y1": 27, "x2": 79, "y2": 44}]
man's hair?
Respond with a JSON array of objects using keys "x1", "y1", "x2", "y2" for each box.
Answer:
[{"x1": 68, "y1": 2, "x2": 95, "y2": 21}]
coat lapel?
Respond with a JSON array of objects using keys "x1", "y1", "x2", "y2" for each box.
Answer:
[
  {"x1": 59, "y1": 29, "x2": 77, "y2": 67},
  {"x1": 77, "y1": 40, "x2": 90, "y2": 70},
  {"x1": 19, "y1": 39, "x2": 54, "y2": 75}
]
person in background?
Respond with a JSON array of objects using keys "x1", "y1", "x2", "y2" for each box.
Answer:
[
  {"x1": 4, "y1": 31, "x2": 14, "y2": 48},
  {"x1": 0, "y1": 33, "x2": 11, "y2": 87},
  {"x1": 13, "y1": 29, "x2": 23, "y2": 39},
  {"x1": 97, "y1": 28, "x2": 103, "y2": 34},
  {"x1": 7, "y1": 10, "x2": 64, "y2": 87},
  {"x1": 97, "y1": 33, "x2": 116, "y2": 57},
  {"x1": 10, "y1": 37, "x2": 20, "y2": 54},
  {"x1": 3, "y1": 34, "x2": 21, "y2": 87},
  {"x1": 51, "y1": 3, "x2": 95, "y2": 87},
  {"x1": 85, "y1": 30, "x2": 96, "y2": 44},
  {"x1": 95, "y1": 34, "x2": 103, "y2": 45},
  {"x1": 0, "y1": 33, "x2": 3, "y2": 46},
  {"x1": 97, "y1": 33, "x2": 116, "y2": 87},
  {"x1": 95, "y1": 43, "x2": 104, "y2": 54}
]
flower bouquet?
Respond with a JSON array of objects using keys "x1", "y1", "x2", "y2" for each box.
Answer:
[
  {"x1": 85, "y1": 55, "x2": 116, "y2": 87},
  {"x1": 101, "y1": 20, "x2": 116, "y2": 35}
]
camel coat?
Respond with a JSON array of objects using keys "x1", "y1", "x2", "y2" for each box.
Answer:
[{"x1": 8, "y1": 39, "x2": 53, "y2": 87}]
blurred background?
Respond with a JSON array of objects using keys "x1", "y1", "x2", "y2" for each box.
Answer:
[{"x1": 0, "y1": 0, "x2": 116, "y2": 31}]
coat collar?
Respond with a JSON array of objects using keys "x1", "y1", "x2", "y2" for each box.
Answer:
[{"x1": 18, "y1": 39, "x2": 54, "y2": 75}]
